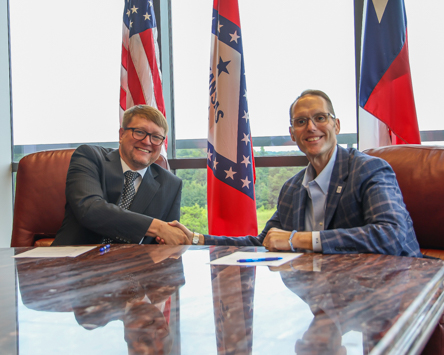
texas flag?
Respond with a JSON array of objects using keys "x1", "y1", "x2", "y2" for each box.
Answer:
[
  {"x1": 207, "y1": 0, "x2": 257, "y2": 236},
  {"x1": 359, "y1": 0, "x2": 421, "y2": 147}
]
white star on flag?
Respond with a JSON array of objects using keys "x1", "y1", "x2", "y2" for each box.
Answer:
[
  {"x1": 218, "y1": 21, "x2": 223, "y2": 32},
  {"x1": 207, "y1": 149, "x2": 213, "y2": 161},
  {"x1": 248, "y1": 299, "x2": 254, "y2": 312},
  {"x1": 131, "y1": 5, "x2": 138, "y2": 13},
  {"x1": 241, "y1": 133, "x2": 250, "y2": 145},
  {"x1": 241, "y1": 176, "x2": 251, "y2": 188},
  {"x1": 213, "y1": 158, "x2": 219, "y2": 170},
  {"x1": 246, "y1": 277, "x2": 254, "y2": 289},
  {"x1": 229, "y1": 30, "x2": 240, "y2": 43},
  {"x1": 225, "y1": 167, "x2": 237, "y2": 180},
  {"x1": 241, "y1": 155, "x2": 251, "y2": 167},
  {"x1": 143, "y1": 12, "x2": 151, "y2": 20},
  {"x1": 242, "y1": 110, "x2": 249, "y2": 122}
]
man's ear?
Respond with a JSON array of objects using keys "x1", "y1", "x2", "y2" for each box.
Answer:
[
  {"x1": 119, "y1": 127, "x2": 124, "y2": 143},
  {"x1": 289, "y1": 126, "x2": 296, "y2": 142},
  {"x1": 334, "y1": 118, "x2": 341, "y2": 135}
]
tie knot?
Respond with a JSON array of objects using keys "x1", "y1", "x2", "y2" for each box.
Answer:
[{"x1": 124, "y1": 171, "x2": 139, "y2": 183}]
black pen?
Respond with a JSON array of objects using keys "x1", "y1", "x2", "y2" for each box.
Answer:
[{"x1": 237, "y1": 257, "x2": 283, "y2": 263}]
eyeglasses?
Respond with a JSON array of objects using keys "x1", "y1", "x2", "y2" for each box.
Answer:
[
  {"x1": 291, "y1": 112, "x2": 335, "y2": 128},
  {"x1": 124, "y1": 128, "x2": 165, "y2": 146}
]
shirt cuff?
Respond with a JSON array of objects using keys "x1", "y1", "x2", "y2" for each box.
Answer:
[{"x1": 312, "y1": 231, "x2": 322, "y2": 252}]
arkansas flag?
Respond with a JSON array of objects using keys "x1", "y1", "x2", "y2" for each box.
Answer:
[
  {"x1": 120, "y1": 0, "x2": 168, "y2": 155},
  {"x1": 359, "y1": 0, "x2": 420, "y2": 147},
  {"x1": 207, "y1": 0, "x2": 257, "y2": 236}
]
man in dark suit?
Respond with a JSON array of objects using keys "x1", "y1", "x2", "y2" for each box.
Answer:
[
  {"x1": 52, "y1": 105, "x2": 188, "y2": 246},
  {"x1": 167, "y1": 90, "x2": 421, "y2": 257}
]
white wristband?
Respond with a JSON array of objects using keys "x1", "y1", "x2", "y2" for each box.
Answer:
[{"x1": 289, "y1": 230, "x2": 297, "y2": 252}]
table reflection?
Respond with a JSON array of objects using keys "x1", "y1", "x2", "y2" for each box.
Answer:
[
  {"x1": 6, "y1": 246, "x2": 444, "y2": 355},
  {"x1": 17, "y1": 245, "x2": 186, "y2": 354},
  {"x1": 277, "y1": 254, "x2": 415, "y2": 355},
  {"x1": 210, "y1": 247, "x2": 256, "y2": 354}
]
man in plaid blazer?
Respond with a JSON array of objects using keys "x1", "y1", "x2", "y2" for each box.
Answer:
[{"x1": 169, "y1": 90, "x2": 421, "y2": 257}]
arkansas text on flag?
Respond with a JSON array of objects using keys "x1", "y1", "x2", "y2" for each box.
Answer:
[
  {"x1": 359, "y1": 0, "x2": 420, "y2": 145},
  {"x1": 207, "y1": 0, "x2": 257, "y2": 236}
]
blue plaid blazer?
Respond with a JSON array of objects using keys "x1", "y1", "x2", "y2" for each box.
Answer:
[{"x1": 205, "y1": 146, "x2": 422, "y2": 257}]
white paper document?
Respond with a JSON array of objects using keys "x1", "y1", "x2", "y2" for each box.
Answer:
[
  {"x1": 12, "y1": 246, "x2": 96, "y2": 258},
  {"x1": 209, "y1": 251, "x2": 302, "y2": 266}
]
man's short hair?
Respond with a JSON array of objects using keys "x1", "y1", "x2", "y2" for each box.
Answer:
[
  {"x1": 122, "y1": 105, "x2": 168, "y2": 135},
  {"x1": 289, "y1": 89, "x2": 336, "y2": 125}
]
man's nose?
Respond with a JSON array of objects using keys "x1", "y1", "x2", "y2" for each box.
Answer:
[
  {"x1": 140, "y1": 134, "x2": 152, "y2": 145},
  {"x1": 306, "y1": 118, "x2": 317, "y2": 130}
]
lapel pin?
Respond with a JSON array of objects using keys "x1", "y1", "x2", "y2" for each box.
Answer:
[{"x1": 336, "y1": 186, "x2": 342, "y2": 193}]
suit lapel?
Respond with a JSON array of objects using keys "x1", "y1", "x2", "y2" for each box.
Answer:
[
  {"x1": 293, "y1": 173, "x2": 308, "y2": 231},
  {"x1": 105, "y1": 149, "x2": 124, "y2": 204},
  {"x1": 325, "y1": 146, "x2": 349, "y2": 229},
  {"x1": 130, "y1": 166, "x2": 160, "y2": 213}
]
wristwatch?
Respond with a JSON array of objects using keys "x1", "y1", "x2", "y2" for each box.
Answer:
[{"x1": 192, "y1": 232, "x2": 200, "y2": 245}]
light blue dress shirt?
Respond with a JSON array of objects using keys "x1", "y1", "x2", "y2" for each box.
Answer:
[{"x1": 301, "y1": 146, "x2": 337, "y2": 252}]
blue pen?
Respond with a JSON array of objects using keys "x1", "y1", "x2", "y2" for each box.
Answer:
[
  {"x1": 237, "y1": 257, "x2": 283, "y2": 263},
  {"x1": 99, "y1": 244, "x2": 111, "y2": 252}
]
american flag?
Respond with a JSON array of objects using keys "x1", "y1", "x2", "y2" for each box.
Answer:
[
  {"x1": 120, "y1": 0, "x2": 168, "y2": 154},
  {"x1": 359, "y1": 0, "x2": 420, "y2": 145},
  {"x1": 207, "y1": 0, "x2": 258, "y2": 236}
]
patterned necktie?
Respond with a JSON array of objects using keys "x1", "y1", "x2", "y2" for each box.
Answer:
[{"x1": 119, "y1": 171, "x2": 140, "y2": 210}]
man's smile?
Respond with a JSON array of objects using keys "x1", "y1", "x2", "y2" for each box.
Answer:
[
  {"x1": 136, "y1": 147, "x2": 151, "y2": 153},
  {"x1": 306, "y1": 136, "x2": 323, "y2": 142}
]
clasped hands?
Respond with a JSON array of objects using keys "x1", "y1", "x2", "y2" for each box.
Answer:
[{"x1": 146, "y1": 219, "x2": 191, "y2": 245}]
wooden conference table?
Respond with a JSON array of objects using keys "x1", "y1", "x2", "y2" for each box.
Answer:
[{"x1": 1, "y1": 245, "x2": 444, "y2": 355}]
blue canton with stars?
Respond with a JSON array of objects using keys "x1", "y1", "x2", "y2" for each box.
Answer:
[
  {"x1": 123, "y1": 0, "x2": 156, "y2": 37},
  {"x1": 208, "y1": 8, "x2": 255, "y2": 201}
]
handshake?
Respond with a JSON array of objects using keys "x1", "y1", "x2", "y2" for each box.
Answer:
[{"x1": 146, "y1": 219, "x2": 197, "y2": 246}]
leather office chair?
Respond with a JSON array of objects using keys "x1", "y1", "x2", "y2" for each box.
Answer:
[
  {"x1": 11, "y1": 149, "x2": 75, "y2": 247},
  {"x1": 364, "y1": 145, "x2": 444, "y2": 355},
  {"x1": 364, "y1": 145, "x2": 444, "y2": 259},
  {"x1": 11, "y1": 148, "x2": 170, "y2": 247}
]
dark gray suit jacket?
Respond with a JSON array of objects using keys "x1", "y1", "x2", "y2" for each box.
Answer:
[{"x1": 52, "y1": 145, "x2": 182, "y2": 246}]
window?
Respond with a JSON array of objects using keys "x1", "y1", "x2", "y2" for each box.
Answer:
[
  {"x1": 9, "y1": 0, "x2": 122, "y2": 148},
  {"x1": 171, "y1": 0, "x2": 356, "y2": 144}
]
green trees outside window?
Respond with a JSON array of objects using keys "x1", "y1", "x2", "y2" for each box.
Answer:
[{"x1": 177, "y1": 148, "x2": 303, "y2": 234}]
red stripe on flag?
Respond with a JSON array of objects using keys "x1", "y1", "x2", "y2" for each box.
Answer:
[
  {"x1": 121, "y1": 44, "x2": 128, "y2": 70},
  {"x1": 207, "y1": 167, "x2": 258, "y2": 236},
  {"x1": 364, "y1": 36, "x2": 420, "y2": 144},
  {"x1": 120, "y1": 87, "x2": 127, "y2": 111},
  {"x1": 213, "y1": 0, "x2": 241, "y2": 27},
  {"x1": 139, "y1": 30, "x2": 166, "y2": 117},
  {"x1": 163, "y1": 296, "x2": 171, "y2": 324},
  {"x1": 127, "y1": 52, "x2": 146, "y2": 105}
]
